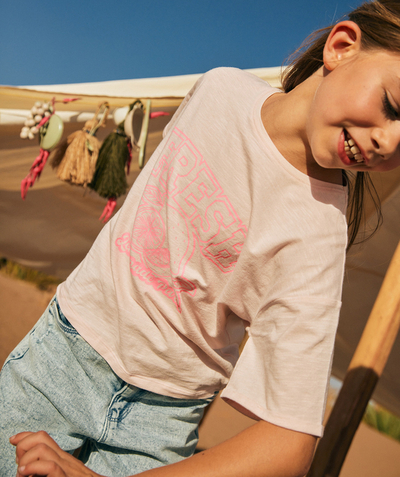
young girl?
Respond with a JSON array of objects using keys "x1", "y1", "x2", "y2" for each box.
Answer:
[{"x1": 3, "y1": 1, "x2": 400, "y2": 476}]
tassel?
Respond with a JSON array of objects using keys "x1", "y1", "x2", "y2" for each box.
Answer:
[
  {"x1": 90, "y1": 101, "x2": 142, "y2": 223},
  {"x1": 89, "y1": 124, "x2": 129, "y2": 198},
  {"x1": 20, "y1": 100, "x2": 65, "y2": 199},
  {"x1": 21, "y1": 149, "x2": 50, "y2": 199},
  {"x1": 99, "y1": 198, "x2": 117, "y2": 223},
  {"x1": 51, "y1": 119, "x2": 100, "y2": 186},
  {"x1": 89, "y1": 123, "x2": 130, "y2": 222},
  {"x1": 92, "y1": 102, "x2": 170, "y2": 222},
  {"x1": 51, "y1": 102, "x2": 109, "y2": 186}
]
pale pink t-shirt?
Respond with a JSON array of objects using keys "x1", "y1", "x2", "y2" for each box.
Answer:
[{"x1": 58, "y1": 68, "x2": 348, "y2": 437}]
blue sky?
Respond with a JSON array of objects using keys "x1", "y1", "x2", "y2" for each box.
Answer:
[{"x1": 0, "y1": 0, "x2": 362, "y2": 86}]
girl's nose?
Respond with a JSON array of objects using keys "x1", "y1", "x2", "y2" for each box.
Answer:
[{"x1": 370, "y1": 125, "x2": 400, "y2": 159}]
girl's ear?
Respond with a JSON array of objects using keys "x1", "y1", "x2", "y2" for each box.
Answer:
[{"x1": 323, "y1": 21, "x2": 362, "y2": 71}]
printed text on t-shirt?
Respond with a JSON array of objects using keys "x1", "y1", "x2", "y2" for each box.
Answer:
[{"x1": 116, "y1": 128, "x2": 247, "y2": 311}]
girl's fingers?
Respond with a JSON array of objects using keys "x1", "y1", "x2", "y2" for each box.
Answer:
[
  {"x1": 18, "y1": 439, "x2": 62, "y2": 467},
  {"x1": 16, "y1": 438, "x2": 65, "y2": 477},
  {"x1": 9, "y1": 431, "x2": 35, "y2": 445},
  {"x1": 12, "y1": 431, "x2": 63, "y2": 463},
  {"x1": 17, "y1": 460, "x2": 67, "y2": 477},
  {"x1": 11, "y1": 430, "x2": 61, "y2": 450},
  {"x1": 11, "y1": 431, "x2": 101, "y2": 477}
]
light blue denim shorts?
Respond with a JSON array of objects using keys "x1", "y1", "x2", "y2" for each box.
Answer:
[{"x1": 0, "y1": 296, "x2": 214, "y2": 477}]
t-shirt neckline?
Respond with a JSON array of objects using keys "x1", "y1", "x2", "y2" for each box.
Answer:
[{"x1": 253, "y1": 88, "x2": 346, "y2": 192}]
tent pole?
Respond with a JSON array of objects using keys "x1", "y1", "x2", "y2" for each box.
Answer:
[{"x1": 307, "y1": 240, "x2": 400, "y2": 477}]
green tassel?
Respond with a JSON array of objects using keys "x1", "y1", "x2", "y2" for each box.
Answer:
[{"x1": 89, "y1": 124, "x2": 129, "y2": 198}]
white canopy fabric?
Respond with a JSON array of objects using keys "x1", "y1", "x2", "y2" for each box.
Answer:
[
  {"x1": 17, "y1": 67, "x2": 284, "y2": 99},
  {"x1": 1, "y1": 67, "x2": 400, "y2": 419},
  {"x1": 0, "y1": 67, "x2": 284, "y2": 125}
]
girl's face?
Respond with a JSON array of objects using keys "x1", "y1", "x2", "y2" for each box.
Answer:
[{"x1": 306, "y1": 49, "x2": 400, "y2": 173}]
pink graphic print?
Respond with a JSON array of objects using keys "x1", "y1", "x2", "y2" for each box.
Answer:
[{"x1": 115, "y1": 128, "x2": 247, "y2": 311}]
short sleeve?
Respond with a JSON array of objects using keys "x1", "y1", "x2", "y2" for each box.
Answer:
[{"x1": 220, "y1": 296, "x2": 341, "y2": 437}]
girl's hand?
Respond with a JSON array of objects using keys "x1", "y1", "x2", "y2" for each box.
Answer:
[{"x1": 10, "y1": 431, "x2": 99, "y2": 477}]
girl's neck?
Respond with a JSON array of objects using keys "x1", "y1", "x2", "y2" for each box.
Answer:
[{"x1": 261, "y1": 73, "x2": 343, "y2": 185}]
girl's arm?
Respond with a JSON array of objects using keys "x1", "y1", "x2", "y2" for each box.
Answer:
[{"x1": 12, "y1": 421, "x2": 316, "y2": 477}]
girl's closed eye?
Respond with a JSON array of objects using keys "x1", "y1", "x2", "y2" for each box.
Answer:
[{"x1": 383, "y1": 91, "x2": 400, "y2": 120}]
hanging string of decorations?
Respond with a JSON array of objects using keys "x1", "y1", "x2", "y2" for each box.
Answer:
[{"x1": 19, "y1": 98, "x2": 170, "y2": 222}]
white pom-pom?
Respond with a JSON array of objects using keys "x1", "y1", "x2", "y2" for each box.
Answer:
[
  {"x1": 31, "y1": 106, "x2": 38, "y2": 115},
  {"x1": 27, "y1": 112, "x2": 34, "y2": 119},
  {"x1": 36, "y1": 108, "x2": 44, "y2": 116},
  {"x1": 34, "y1": 114, "x2": 43, "y2": 123},
  {"x1": 42, "y1": 102, "x2": 50, "y2": 111},
  {"x1": 20, "y1": 130, "x2": 29, "y2": 139},
  {"x1": 35, "y1": 101, "x2": 43, "y2": 108},
  {"x1": 44, "y1": 111, "x2": 51, "y2": 117},
  {"x1": 21, "y1": 126, "x2": 29, "y2": 133},
  {"x1": 25, "y1": 118, "x2": 35, "y2": 127},
  {"x1": 30, "y1": 126, "x2": 39, "y2": 134},
  {"x1": 28, "y1": 131, "x2": 35, "y2": 140}
]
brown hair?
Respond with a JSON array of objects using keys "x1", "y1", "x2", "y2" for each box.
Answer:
[{"x1": 281, "y1": 0, "x2": 400, "y2": 248}]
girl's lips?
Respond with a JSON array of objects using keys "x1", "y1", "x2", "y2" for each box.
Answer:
[
  {"x1": 338, "y1": 130, "x2": 368, "y2": 167},
  {"x1": 338, "y1": 130, "x2": 352, "y2": 166}
]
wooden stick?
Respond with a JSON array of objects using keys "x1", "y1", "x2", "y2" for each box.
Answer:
[
  {"x1": 138, "y1": 100, "x2": 151, "y2": 169},
  {"x1": 307, "y1": 240, "x2": 400, "y2": 477}
]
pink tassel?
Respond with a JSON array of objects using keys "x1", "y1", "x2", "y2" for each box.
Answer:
[
  {"x1": 21, "y1": 149, "x2": 50, "y2": 199},
  {"x1": 99, "y1": 198, "x2": 117, "y2": 223}
]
